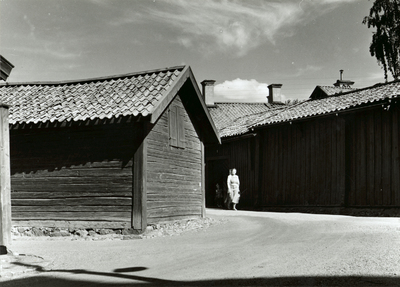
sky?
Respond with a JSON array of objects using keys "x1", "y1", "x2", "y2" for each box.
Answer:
[{"x1": 0, "y1": 0, "x2": 392, "y2": 102}]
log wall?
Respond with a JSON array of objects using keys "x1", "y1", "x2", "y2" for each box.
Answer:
[
  {"x1": 146, "y1": 96, "x2": 203, "y2": 222},
  {"x1": 10, "y1": 119, "x2": 139, "y2": 227}
]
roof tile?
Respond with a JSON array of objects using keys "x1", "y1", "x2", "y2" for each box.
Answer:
[
  {"x1": 208, "y1": 102, "x2": 286, "y2": 137},
  {"x1": 225, "y1": 81, "x2": 400, "y2": 137},
  {"x1": 0, "y1": 66, "x2": 185, "y2": 125}
]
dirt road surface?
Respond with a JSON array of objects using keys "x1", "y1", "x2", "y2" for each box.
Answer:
[{"x1": 2, "y1": 209, "x2": 400, "y2": 286}]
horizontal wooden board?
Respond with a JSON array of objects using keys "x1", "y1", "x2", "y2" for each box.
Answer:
[
  {"x1": 12, "y1": 197, "x2": 132, "y2": 206},
  {"x1": 12, "y1": 212, "x2": 131, "y2": 222},
  {"x1": 12, "y1": 220, "x2": 130, "y2": 229},
  {"x1": 12, "y1": 167, "x2": 132, "y2": 178},
  {"x1": 12, "y1": 205, "x2": 131, "y2": 212},
  {"x1": 11, "y1": 191, "x2": 132, "y2": 199}
]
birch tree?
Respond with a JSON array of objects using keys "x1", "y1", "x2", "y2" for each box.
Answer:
[{"x1": 363, "y1": 0, "x2": 400, "y2": 81}]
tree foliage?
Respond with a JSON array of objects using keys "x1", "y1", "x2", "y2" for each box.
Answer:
[{"x1": 363, "y1": 0, "x2": 400, "y2": 81}]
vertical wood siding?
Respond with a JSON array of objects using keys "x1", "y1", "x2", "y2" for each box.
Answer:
[
  {"x1": 146, "y1": 96, "x2": 203, "y2": 222},
  {"x1": 10, "y1": 121, "x2": 137, "y2": 225},
  {"x1": 260, "y1": 117, "x2": 346, "y2": 207},
  {"x1": 207, "y1": 102, "x2": 400, "y2": 209},
  {"x1": 346, "y1": 105, "x2": 400, "y2": 207}
]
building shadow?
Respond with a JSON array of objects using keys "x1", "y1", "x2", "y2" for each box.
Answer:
[{"x1": 2, "y1": 261, "x2": 399, "y2": 287}]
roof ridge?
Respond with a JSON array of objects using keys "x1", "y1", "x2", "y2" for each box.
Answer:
[
  {"x1": 229, "y1": 104, "x2": 287, "y2": 125},
  {"x1": 318, "y1": 85, "x2": 356, "y2": 89},
  {"x1": 214, "y1": 102, "x2": 269, "y2": 104},
  {"x1": 328, "y1": 78, "x2": 400, "y2": 98},
  {"x1": 0, "y1": 65, "x2": 186, "y2": 86}
]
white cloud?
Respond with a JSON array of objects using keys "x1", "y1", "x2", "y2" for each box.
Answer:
[
  {"x1": 116, "y1": 0, "x2": 358, "y2": 56},
  {"x1": 214, "y1": 78, "x2": 286, "y2": 103}
]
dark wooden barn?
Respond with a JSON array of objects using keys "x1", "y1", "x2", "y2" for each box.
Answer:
[
  {"x1": 204, "y1": 82, "x2": 286, "y2": 207},
  {"x1": 206, "y1": 80, "x2": 400, "y2": 211},
  {"x1": 0, "y1": 65, "x2": 219, "y2": 231}
]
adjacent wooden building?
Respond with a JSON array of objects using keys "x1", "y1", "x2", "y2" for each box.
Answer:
[
  {"x1": 0, "y1": 65, "x2": 220, "y2": 231},
  {"x1": 206, "y1": 80, "x2": 400, "y2": 210}
]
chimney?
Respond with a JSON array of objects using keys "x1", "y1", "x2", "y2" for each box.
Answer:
[
  {"x1": 333, "y1": 69, "x2": 354, "y2": 88},
  {"x1": 201, "y1": 80, "x2": 216, "y2": 107},
  {"x1": 0, "y1": 55, "x2": 14, "y2": 81},
  {"x1": 267, "y1": 84, "x2": 282, "y2": 104}
]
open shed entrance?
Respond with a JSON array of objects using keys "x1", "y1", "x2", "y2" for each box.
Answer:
[{"x1": 205, "y1": 158, "x2": 229, "y2": 208}]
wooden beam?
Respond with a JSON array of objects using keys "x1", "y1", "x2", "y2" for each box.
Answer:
[
  {"x1": 133, "y1": 133, "x2": 147, "y2": 232},
  {"x1": 201, "y1": 142, "x2": 206, "y2": 218},
  {"x1": 0, "y1": 105, "x2": 11, "y2": 254}
]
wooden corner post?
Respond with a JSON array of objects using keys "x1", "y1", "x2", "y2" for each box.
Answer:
[
  {"x1": 201, "y1": 142, "x2": 206, "y2": 218},
  {"x1": 133, "y1": 135, "x2": 147, "y2": 232},
  {"x1": 0, "y1": 104, "x2": 11, "y2": 254}
]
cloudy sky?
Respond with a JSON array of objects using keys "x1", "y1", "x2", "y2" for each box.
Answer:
[{"x1": 0, "y1": 0, "x2": 389, "y2": 102}]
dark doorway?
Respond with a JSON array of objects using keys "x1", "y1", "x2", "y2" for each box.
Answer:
[{"x1": 205, "y1": 159, "x2": 229, "y2": 208}]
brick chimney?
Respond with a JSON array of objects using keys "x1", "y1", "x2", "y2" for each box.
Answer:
[
  {"x1": 267, "y1": 84, "x2": 282, "y2": 103},
  {"x1": 0, "y1": 55, "x2": 14, "y2": 81},
  {"x1": 201, "y1": 80, "x2": 216, "y2": 107}
]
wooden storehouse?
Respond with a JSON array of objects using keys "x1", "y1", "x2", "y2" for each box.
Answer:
[
  {"x1": 206, "y1": 80, "x2": 400, "y2": 211},
  {"x1": 205, "y1": 83, "x2": 286, "y2": 207},
  {"x1": 0, "y1": 65, "x2": 220, "y2": 231}
]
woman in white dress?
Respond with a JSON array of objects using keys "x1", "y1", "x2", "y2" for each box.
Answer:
[{"x1": 227, "y1": 168, "x2": 240, "y2": 210}]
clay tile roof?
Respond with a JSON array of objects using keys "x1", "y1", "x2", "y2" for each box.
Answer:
[
  {"x1": 224, "y1": 80, "x2": 400, "y2": 137},
  {"x1": 310, "y1": 85, "x2": 357, "y2": 100},
  {"x1": 208, "y1": 102, "x2": 286, "y2": 136},
  {"x1": 0, "y1": 66, "x2": 185, "y2": 125}
]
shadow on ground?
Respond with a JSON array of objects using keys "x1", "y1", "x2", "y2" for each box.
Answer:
[{"x1": 3, "y1": 262, "x2": 399, "y2": 286}]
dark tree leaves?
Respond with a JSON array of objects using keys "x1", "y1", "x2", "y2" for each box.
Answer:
[{"x1": 363, "y1": 0, "x2": 400, "y2": 81}]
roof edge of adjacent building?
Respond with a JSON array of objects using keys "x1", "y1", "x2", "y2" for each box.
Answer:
[{"x1": 0, "y1": 65, "x2": 187, "y2": 87}]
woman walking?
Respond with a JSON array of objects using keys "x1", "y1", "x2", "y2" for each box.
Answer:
[{"x1": 227, "y1": 168, "x2": 240, "y2": 210}]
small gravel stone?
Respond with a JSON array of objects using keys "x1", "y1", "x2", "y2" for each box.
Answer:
[{"x1": 11, "y1": 217, "x2": 226, "y2": 241}]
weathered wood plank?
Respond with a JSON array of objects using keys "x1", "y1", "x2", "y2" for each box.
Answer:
[
  {"x1": 331, "y1": 118, "x2": 337, "y2": 204},
  {"x1": 349, "y1": 116, "x2": 356, "y2": 206},
  {"x1": 133, "y1": 135, "x2": 147, "y2": 231},
  {"x1": 12, "y1": 197, "x2": 132, "y2": 206},
  {"x1": 324, "y1": 119, "x2": 332, "y2": 205},
  {"x1": 366, "y1": 113, "x2": 375, "y2": 206},
  {"x1": 359, "y1": 113, "x2": 367, "y2": 206},
  {"x1": 11, "y1": 179, "x2": 132, "y2": 188},
  {"x1": 12, "y1": 212, "x2": 131, "y2": 222},
  {"x1": 300, "y1": 124, "x2": 306, "y2": 205},
  {"x1": 12, "y1": 167, "x2": 132, "y2": 178},
  {"x1": 392, "y1": 105, "x2": 400, "y2": 205},
  {"x1": 201, "y1": 141, "x2": 205, "y2": 217},
  {"x1": 310, "y1": 121, "x2": 316, "y2": 205},
  {"x1": 382, "y1": 109, "x2": 391, "y2": 205},
  {"x1": 337, "y1": 117, "x2": 346, "y2": 206},
  {"x1": 305, "y1": 124, "x2": 311, "y2": 205},
  {"x1": 11, "y1": 191, "x2": 132, "y2": 199},
  {"x1": 12, "y1": 205, "x2": 131, "y2": 212},
  {"x1": 0, "y1": 105, "x2": 11, "y2": 249},
  {"x1": 12, "y1": 220, "x2": 130, "y2": 229},
  {"x1": 374, "y1": 109, "x2": 383, "y2": 205}
]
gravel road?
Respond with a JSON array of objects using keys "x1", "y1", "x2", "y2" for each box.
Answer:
[{"x1": 2, "y1": 208, "x2": 400, "y2": 286}]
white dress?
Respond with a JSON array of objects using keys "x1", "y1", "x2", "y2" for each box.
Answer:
[{"x1": 228, "y1": 175, "x2": 240, "y2": 204}]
